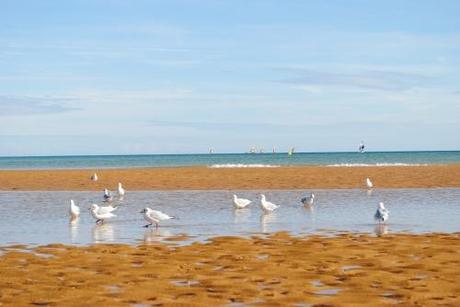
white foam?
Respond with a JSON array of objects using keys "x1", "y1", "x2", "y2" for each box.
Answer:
[
  {"x1": 326, "y1": 163, "x2": 428, "y2": 167},
  {"x1": 209, "y1": 164, "x2": 280, "y2": 168}
]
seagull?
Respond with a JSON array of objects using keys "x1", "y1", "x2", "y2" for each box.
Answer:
[
  {"x1": 233, "y1": 194, "x2": 252, "y2": 209},
  {"x1": 301, "y1": 193, "x2": 315, "y2": 207},
  {"x1": 103, "y1": 188, "x2": 113, "y2": 202},
  {"x1": 70, "y1": 199, "x2": 80, "y2": 219},
  {"x1": 140, "y1": 207, "x2": 176, "y2": 228},
  {"x1": 374, "y1": 202, "x2": 389, "y2": 224},
  {"x1": 91, "y1": 173, "x2": 98, "y2": 182},
  {"x1": 366, "y1": 177, "x2": 373, "y2": 189},
  {"x1": 260, "y1": 194, "x2": 280, "y2": 213},
  {"x1": 117, "y1": 182, "x2": 125, "y2": 197},
  {"x1": 90, "y1": 204, "x2": 116, "y2": 224}
]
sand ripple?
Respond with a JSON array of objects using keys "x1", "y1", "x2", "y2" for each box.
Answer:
[{"x1": 1, "y1": 233, "x2": 459, "y2": 305}]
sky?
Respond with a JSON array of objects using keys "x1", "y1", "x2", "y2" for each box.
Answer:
[{"x1": 0, "y1": 0, "x2": 459, "y2": 156}]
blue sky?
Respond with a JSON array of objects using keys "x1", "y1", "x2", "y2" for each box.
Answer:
[{"x1": 1, "y1": 0, "x2": 459, "y2": 155}]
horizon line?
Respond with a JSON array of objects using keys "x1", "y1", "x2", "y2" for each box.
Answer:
[{"x1": 1, "y1": 149, "x2": 459, "y2": 159}]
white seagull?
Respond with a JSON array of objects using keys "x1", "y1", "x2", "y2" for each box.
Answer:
[
  {"x1": 70, "y1": 199, "x2": 80, "y2": 219},
  {"x1": 103, "y1": 188, "x2": 113, "y2": 202},
  {"x1": 140, "y1": 207, "x2": 176, "y2": 228},
  {"x1": 374, "y1": 202, "x2": 389, "y2": 224},
  {"x1": 301, "y1": 193, "x2": 315, "y2": 206},
  {"x1": 260, "y1": 194, "x2": 280, "y2": 213},
  {"x1": 233, "y1": 194, "x2": 252, "y2": 209},
  {"x1": 90, "y1": 204, "x2": 116, "y2": 224},
  {"x1": 366, "y1": 177, "x2": 373, "y2": 189},
  {"x1": 91, "y1": 173, "x2": 98, "y2": 182},
  {"x1": 117, "y1": 182, "x2": 125, "y2": 196}
]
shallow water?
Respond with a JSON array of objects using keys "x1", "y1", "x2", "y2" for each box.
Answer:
[{"x1": 0, "y1": 189, "x2": 459, "y2": 246}]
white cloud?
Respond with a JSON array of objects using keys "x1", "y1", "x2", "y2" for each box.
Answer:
[{"x1": 0, "y1": 95, "x2": 80, "y2": 116}]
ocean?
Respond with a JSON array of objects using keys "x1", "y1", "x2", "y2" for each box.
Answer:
[
  {"x1": 0, "y1": 151, "x2": 460, "y2": 169},
  {"x1": 0, "y1": 151, "x2": 459, "y2": 170}
]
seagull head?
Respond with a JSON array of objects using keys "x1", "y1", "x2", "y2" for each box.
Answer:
[
  {"x1": 118, "y1": 182, "x2": 122, "y2": 188},
  {"x1": 378, "y1": 202, "x2": 385, "y2": 209},
  {"x1": 90, "y1": 204, "x2": 99, "y2": 211},
  {"x1": 260, "y1": 194, "x2": 266, "y2": 200},
  {"x1": 140, "y1": 208, "x2": 151, "y2": 214},
  {"x1": 70, "y1": 199, "x2": 75, "y2": 206},
  {"x1": 311, "y1": 193, "x2": 315, "y2": 199}
]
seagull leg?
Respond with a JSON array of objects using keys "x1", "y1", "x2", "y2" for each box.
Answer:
[{"x1": 155, "y1": 222, "x2": 159, "y2": 229}]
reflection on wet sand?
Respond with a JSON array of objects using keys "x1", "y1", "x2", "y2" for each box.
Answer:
[
  {"x1": 233, "y1": 208, "x2": 251, "y2": 224},
  {"x1": 92, "y1": 224, "x2": 115, "y2": 243},
  {"x1": 374, "y1": 224, "x2": 389, "y2": 236},
  {"x1": 69, "y1": 218, "x2": 79, "y2": 243},
  {"x1": 260, "y1": 213, "x2": 277, "y2": 233},
  {"x1": 143, "y1": 228, "x2": 173, "y2": 243},
  {"x1": 303, "y1": 203, "x2": 315, "y2": 213}
]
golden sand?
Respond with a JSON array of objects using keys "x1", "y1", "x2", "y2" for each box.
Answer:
[
  {"x1": 0, "y1": 233, "x2": 459, "y2": 306},
  {"x1": 1, "y1": 164, "x2": 460, "y2": 190}
]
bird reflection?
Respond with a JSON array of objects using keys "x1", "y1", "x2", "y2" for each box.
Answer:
[
  {"x1": 69, "y1": 218, "x2": 79, "y2": 243},
  {"x1": 260, "y1": 212, "x2": 277, "y2": 233},
  {"x1": 374, "y1": 224, "x2": 389, "y2": 237},
  {"x1": 303, "y1": 203, "x2": 315, "y2": 213},
  {"x1": 233, "y1": 208, "x2": 251, "y2": 224},
  {"x1": 143, "y1": 228, "x2": 173, "y2": 243},
  {"x1": 92, "y1": 223, "x2": 115, "y2": 243},
  {"x1": 367, "y1": 189, "x2": 373, "y2": 196}
]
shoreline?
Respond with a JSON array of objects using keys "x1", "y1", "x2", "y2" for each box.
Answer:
[
  {"x1": 1, "y1": 164, "x2": 460, "y2": 190},
  {"x1": 1, "y1": 232, "x2": 459, "y2": 305}
]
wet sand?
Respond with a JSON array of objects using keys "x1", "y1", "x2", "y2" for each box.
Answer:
[
  {"x1": 1, "y1": 164, "x2": 460, "y2": 190},
  {"x1": 0, "y1": 233, "x2": 459, "y2": 306}
]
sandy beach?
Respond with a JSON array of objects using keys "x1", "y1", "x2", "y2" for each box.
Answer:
[
  {"x1": 1, "y1": 165, "x2": 459, "y2": 305},
  {"x1": 0, "y1": 233, "x2": 459, "y2": 306},
  {"x1": 0, "y1": 164, "x2": 460, "y2": 190}
]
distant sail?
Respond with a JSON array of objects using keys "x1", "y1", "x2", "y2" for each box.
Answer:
[
  {"x1": 288, "y1": 147, "x2": 295, "y2": 156},
  {"x1": 358, "y1": 141, "x2": 365, "y2": 153}
]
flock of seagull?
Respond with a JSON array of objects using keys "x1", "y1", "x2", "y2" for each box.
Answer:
[
  {"x1": 69, "y1": 173, "x2": 390, "y2": 229},
  {"x1": 70, "y1": 174, "x2": 177, "y2": 228},
  {"x1": 232, "y1": 176, "x2": 389, "y2": 224}
]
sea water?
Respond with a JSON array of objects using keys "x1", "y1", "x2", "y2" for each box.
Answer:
[
  {"x1": 0, "y1": 189, "x2": 458, "y2": 246},
  {"x1": 0, "y1": 151, "x2": 459, "y2": 169}
]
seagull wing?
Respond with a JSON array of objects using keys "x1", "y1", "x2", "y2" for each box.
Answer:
[
  {"x1": 265, "y1": 201, "x2": 279, "y2": 211},
  {"x1": 98, "y1": 212, "x2": 116, "y2": 219},
  {"x1": 98, "y1": 205, "x2": 117, "y2": 215},
  {"x1": 149, "y1": 210, "x2": 173, "y2": 220},
  {"x1": 234, "y1": 197, "x2": 251, "y2": 208}
]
